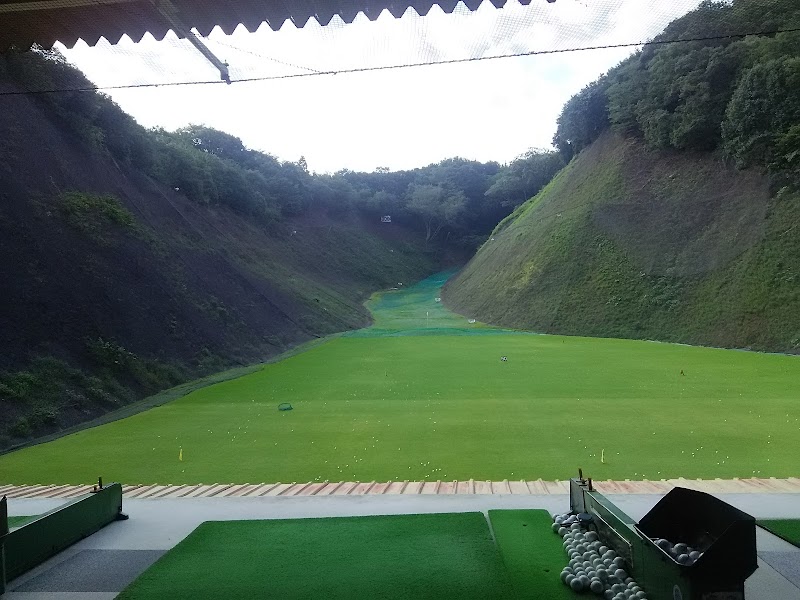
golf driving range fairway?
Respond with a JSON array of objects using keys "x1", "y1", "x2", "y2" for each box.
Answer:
[{"x1": 0, "y1": 272, "x2": 797, "y2": 484}]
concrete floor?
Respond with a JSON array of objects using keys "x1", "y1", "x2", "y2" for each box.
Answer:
[{"x1": 3, "y1": 493, "x2": 800, "y2": 599}]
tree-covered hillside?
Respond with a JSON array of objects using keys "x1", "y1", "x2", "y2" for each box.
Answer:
[
  {"x1": 445, "y1": 0, "x2": 800, "y2": 353},
  {"x1": 1, "y1": 48, "x2": 564, "y2": 249},
  {"x1": 553, "y1": 0, "x2": 799, "y2": 178}
]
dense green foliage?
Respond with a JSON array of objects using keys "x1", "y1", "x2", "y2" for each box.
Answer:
[
  {"x1": 1, "y1": 273, "x2": 797, "y2": 484},
  {"x1": 553, "y1": 0, "x2": 800, "y2": 177},
  {"x1": 0, "y1": 49, "x2": 563, "y2": 248}
]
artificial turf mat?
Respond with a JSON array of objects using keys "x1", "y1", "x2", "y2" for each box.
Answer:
[
  {"x1": 2, "y1": 271, "x2": 798, "y2": 484},
  {"x1": 7, "y1": 515, "x2": 35, "y2": 528},
  {"x1": 117, "y1": 513, "x2": 515, "y2": 599},
  {"x1": 489, "y1": 510, "x2": 578, "y2": 599},
  {"x1": 758, "y1": 519, "x2": 800, "y2": 548}
]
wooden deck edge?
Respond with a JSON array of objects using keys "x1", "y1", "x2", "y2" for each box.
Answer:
[{"x1": 2, "y1": 478, "x2": 799, "y2": 499}]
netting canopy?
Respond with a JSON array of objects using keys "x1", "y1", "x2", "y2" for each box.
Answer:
[
  {"x1": 0, "y1": 0, "x2": 543, "y2": 51},
  {"x1": 5, "y1": 1, "x2": 708, "y2": 88}
]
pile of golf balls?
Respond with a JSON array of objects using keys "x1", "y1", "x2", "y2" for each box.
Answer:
[
  {"x1": 651, "y1": 538, "x2": 703, "y2": 565},
  {"x1": 553, "y1": 513, "x2": 649, "y2": 599}
]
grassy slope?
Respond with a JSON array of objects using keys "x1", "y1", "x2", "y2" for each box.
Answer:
[
  {"x1": 1, "y1": 273, "x2": 797, "y2": 485},
  {"x1": 117, "y1": 514, "x2": 513, "y2": 600},
  {"x1": 443, "y1": 133, "x2": 800, "y2": 353}
]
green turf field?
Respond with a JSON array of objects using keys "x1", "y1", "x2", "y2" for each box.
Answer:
[
  {"x1": 117, "y1": 513, "x2": 515, "y2": 600},
  {"x1": 0, "y1": 272, "x2": 797, "y2": 484},
  {"x1": 758, "y1": 519, "x2": 800, "y2": 548}
]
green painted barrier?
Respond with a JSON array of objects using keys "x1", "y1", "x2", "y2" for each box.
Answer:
[
  {"x1": 0, "y1": 482, "x2": 127, "y2": 592},
  {"x1": 569, "y1": 475, "x2": 756, "y2": 600}
]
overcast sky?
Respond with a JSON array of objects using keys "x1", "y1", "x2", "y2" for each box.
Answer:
[{"x1": 58, "y1": 0, "x2": 701, "y2": 173}]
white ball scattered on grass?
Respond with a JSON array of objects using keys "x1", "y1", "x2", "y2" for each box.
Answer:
[
  {"x1": 570, "y1": 578, "x2": 584, "y2": 592},
  {"x1": 590, "y1": 579, "x2": 604, "y2": 593}
]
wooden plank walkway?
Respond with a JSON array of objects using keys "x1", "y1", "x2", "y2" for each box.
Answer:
[{"x1": 2, "y1": 478, "x2": 799, "y2": 499}]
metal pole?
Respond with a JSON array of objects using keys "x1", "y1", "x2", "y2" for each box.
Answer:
[{"x1": 152, "y1": 0, "x2": 231, "y2": 83}]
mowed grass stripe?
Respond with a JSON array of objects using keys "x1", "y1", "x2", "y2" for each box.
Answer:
[
  {"x1": 116, "y1": 513, "x2": 514, "y2": 600},
  {"x1": 0, "y1": 331, "x2": 797, "y2": 484}
]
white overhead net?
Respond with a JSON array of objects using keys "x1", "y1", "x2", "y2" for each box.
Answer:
[{"x1": 59, "y1": 0, "x2": 705, "y2": 88}]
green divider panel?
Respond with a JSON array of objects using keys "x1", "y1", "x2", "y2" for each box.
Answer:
[
  {"x1": 1, "y1": 495, "x2": 8, "y2": 594},
  {"x1": 2, "y1": 483, "x2": 125, "y2": 584}
]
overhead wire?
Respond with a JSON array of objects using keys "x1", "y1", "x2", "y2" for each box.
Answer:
[{"x1": 1, "y1": 26, "x2": 798, "y2": 96}]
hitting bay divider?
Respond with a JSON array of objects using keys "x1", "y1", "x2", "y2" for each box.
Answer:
[{"x1": 0, "y1": 481, "x2": 127, "y2": 592}]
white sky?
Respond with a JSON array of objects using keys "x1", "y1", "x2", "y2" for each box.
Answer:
[{"x1": 58, "y1": 0, "x2": 701, "y2": 173}]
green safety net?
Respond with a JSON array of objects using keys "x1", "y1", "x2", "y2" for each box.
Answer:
[{"x1": 345, "y1": 271, "x2": 533, "y2": 338}]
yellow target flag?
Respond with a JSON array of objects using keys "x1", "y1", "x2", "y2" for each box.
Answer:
[{"x1": 179, "y1": 447, "x2": 183, "y2": 462}]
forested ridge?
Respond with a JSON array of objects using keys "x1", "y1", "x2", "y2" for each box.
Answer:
[
  {"x1": 0, "y1": 46, "x2": 563, "y2": 449},
  {"x1": 553, "y1": 0, "x2": 799, "y2": 177},
  {"x1": 445, "y1": 0, "x2": 800, "y2": 352},
  {"x1": 1, "y1": 48, "x2": 565, "y2": 247}
]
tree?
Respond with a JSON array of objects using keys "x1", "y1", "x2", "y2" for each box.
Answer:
[
  {"x1": 553, "y1": 77, "x2": 611, "y2": 161},
  {"x1": 722, "y1": 57, "x2": 800, "y2": 168},
  {"x1": 406, "y1": 184, "x2": 466, "y2": 245},
  {"x1": 485, "y1": 150, "x2": 565, "y2": 209},
  {"x1": 176, "y1": 125, "x2": 247, "y2": 163}
]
